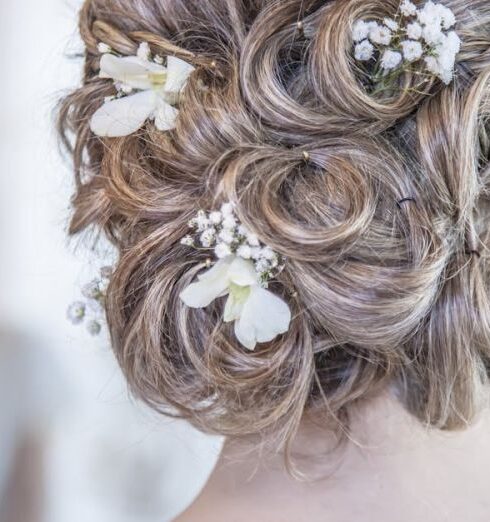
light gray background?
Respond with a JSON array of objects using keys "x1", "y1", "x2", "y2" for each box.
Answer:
[{"x1": 0, "y1": 1, "x2": 222, "y2": 520}]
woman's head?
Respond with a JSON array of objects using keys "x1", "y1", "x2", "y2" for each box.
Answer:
[{"x1": 59, "y1": 0, "x2": 490, "y2": 449}]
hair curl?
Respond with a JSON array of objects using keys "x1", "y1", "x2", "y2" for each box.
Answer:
[{"x1": 59, "y1": 0, "x2": 490, "y2": 452}]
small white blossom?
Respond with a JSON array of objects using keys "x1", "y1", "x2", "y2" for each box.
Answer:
[
  {"x1": 384, "y1": 18, "x2": 399, "y2": 31},
  {"x1": 195, "y1": 210, "x2": 210, "y2": 231},
  {"x1": 82, "y1": 279, "x2": 101, "y2": 299},
  {"x1": 237, "y1": 245, "x2": 252, "y2": 259},
  {"x1": 400, "y1": 0, "x2": 417, "y2": 17},
  {"x1": 97, "y1": 42, "x2": 112, "y2": 54},
  {"x1": 247, "y1": 234, "x2": 260, "y2": 247},
  {"x1": 260, "y1": 247, "x2": 277, "y2": 261},
  {"x1": 87, "y1": 320, "x2": 102, "y2": 336},
  {"x1": 219, "y1": 229, "x2": 235, "y2": 244},
  {"x1": 181, "y1": 235, "x2": 194, "y2": 247},
  {"x1": 209, "y1": 211, "x2": 222, "y2": 225},
  {"x1": 380, "y1": 50, "x2": 403, "y2": 70},
  {"x1": 222, "y1": 215, "x2": 237, "y2": 230},
  {"x1": 154, "y1": 55, "x2": 164, "y2": 65},
  {"x1": 445, "y1": 31, "x2": 461, "y2": 54},
  {"x1": 200, "y1": 228, "x2": 216, "y2": 248},
  {"x1": 352, "y1": 20, "x2": 370, "y2": 42},
  {"x1": 255, "y1": 259, "x2": 271, "y2": 274},
  {"x1": 136, "y1": 42, "x2": 151, "y2": 61},
  {"x1": 67, "y1": 302, "x2": 86, "y2": 325},
  {"x1": 215, "y1": 243, "x2": 232, "y2": 259},
  {"x1": 221, "y1": 202, "x2": 234, "y2": 216},
  {"x1": 406, "y1": 22, "x2": 423, "y2": 40},
  {"x1": 401, "y1": 40, "x2": 423, "y2": 61},
  {"x1": 354, "y1": 40, "x2": 374, "y2": 62},
  {"x1": 369, "y1": 25, "x2": 393, "y2": 46},
  {"x1": 439, "y1": 5, "x2": 456, "y2": 30},
  {"x1": 422, "y1": 23, "x2": 445, "y2": 46},
  {"x1": 120, "y1": 84, "x2": 134, "y2": 94}
]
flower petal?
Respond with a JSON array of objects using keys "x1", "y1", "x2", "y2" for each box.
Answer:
[
  {"x1": 180, "y1": 259, "x2": 232, "y2": 308},
  {"x1": 228, "y1": 257, "x2": 259, "y2": 287},
  {"x1": 235, "y1": 287, "x2": 291, "y2": 350},
  {"x1": 164, "y1": 56, "x2": 195, "y2": 94},
  {"x1": 99, "y1": 54, "x2": 157, "y2": 90},
  {"x1": 154, "y1": 98, "x2": 179, "y2": 131},
  {"x1": 223, "y1": 292, "x2": 246, "y2": 323},
  {"x1": 90, "y1": 90, "x2": 157, "y2": 137}
]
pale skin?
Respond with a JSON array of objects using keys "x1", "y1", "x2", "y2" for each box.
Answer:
[{"x1": 174, "y1": 392, "x2": 490, "y2": 522}]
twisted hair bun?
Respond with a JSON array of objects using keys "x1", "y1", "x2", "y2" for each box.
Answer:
[{"x1": 59, "y1": 0, "x2": 490, "y2": 447}]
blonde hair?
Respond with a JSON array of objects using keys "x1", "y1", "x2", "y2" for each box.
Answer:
[{"x1": 59, "y1": 0, "x2": 490, "y2": 452}]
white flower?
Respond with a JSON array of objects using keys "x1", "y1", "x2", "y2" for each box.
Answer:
[
  {"x1": 154, "y1": 55, "x2": 164, "y2": 65},
  {"x1": 422, "y1": 22, "x2": 445, "y2": 46},
  {"x1": 380, "y1": 50, "x2": 403, "y2": 70},
  {"x1": 181, "y1": 235, "x2": 194, "y2": 247},
  {"x1": 417, "y1": 1, "x2": 440, "y2": 26},
  {"x1": 445, "y1": 30, "x2": 461, "y2": 54},
  {"x1": 384, "y1": 18, "x2": 399, "y2": 31},
  {"x1": 209, "y1": 211, "x2": 222, "y2": 225},
  {"x1": 200, "y1": 228, "x2": 216, "y2": 247},
  {"x1": 400, "y1": 0, "x2": 417, "y2": 17},
  {"x1": 195, "y1": 210, "x2": 209, "y2": 231},
  {"x1": 179, "y1": 256, "x2": 291, "y2": 350},
  {"x1": 352, "y1": 20, "x2": 370, "y2": 42},
  {"x1": 401, "y1": 40, "x2": 423, "y2": 61},
  {"x1": 90, "y1": 43, "x2": 195, "y2": 137},
  {"x1": 237, "y1": 245, "x2": 252, "y2": 259},
  {"x1": 215, "y1": 243, "x2": 232, "y2": 259},
  {"x1": 218, "y1": 229, "x2": 235, "y2": 244},
  {"x1": 354, "y1": 40, "x2": 375, "y2": 61},
  {"x1": 406, "y1": 22, "x2": 423, "y2": 40},
  {"x1": 222, "y1": 215, "x2": 237, "y2": 230},
  {"x1": 136, "y1": 42, "x2": 151, "y2": 61},
  {"x1": 97, "y1": 42, "x2": 112, "y2": 54},
  {"x1": 82, "y1": 279, "x2": 101, "y2": 299},
  {"x1": 87, "y1": 320, "x2": 102, "y2": 336},
  {"x1": 440, "y1": 6, "x2": 456, "y2": 30},
  {"x1": 369, "y1": 25, "x2": 393, "y2": 45},
  {"x1": 221, "y1": 202, "x2": 235, "y2": 216},
  {"x1": 67, "y1": 301, "x2": 86, "y2": 324},
  {"x1": 247, "y1": 233, "x2": 260, "y2": 247}
]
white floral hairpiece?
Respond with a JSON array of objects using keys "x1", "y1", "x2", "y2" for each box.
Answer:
[
  {"x1": 67, "y1": 266, "x2": 112, "y2": 336},
  {"x1": 352, "y1": 0, "x2": 461, "y2": 85},
  {"x1": 179, "y1": 202, "x2": 292, "y2": 351},
  {"x1": 90, "y1": 42, "x2": 195, "y2": 137}
]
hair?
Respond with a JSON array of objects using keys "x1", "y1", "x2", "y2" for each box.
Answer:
[{"x1": 59, "y1": 0, "x2": 490, "y2": 456}]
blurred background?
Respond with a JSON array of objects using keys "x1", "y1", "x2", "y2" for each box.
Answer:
[{"x1": 0, "y1": 1, "x2": 223, "y2": 521}]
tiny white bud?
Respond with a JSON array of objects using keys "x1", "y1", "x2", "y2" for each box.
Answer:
[
  {"x1": 180, "y1": 235, "x2": 195, "y2": 247},
  {"x1": 67, "y1": 302, "x2": 86, "y2": 324},
  {"x1": 97, "y1": 42, "x2": 112, "y2": 54},
  {"x1": 215, "y1": 243, "x2": 232, "y2": 259}
]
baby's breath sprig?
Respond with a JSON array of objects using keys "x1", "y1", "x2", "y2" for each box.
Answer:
[
  {"x1": 67, "y1": 266, "x2": 112, "y2": 336},
  {"x1": 352, "y1": 0, "x2": 461, "y2": 88},
  {"x1": 181, "y1": 202, "x2": 284, "y2": 286}
]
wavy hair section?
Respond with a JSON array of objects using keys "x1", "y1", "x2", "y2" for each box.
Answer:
[{"x1": 59, "y1": 0, "x2": 490, "y2": 452}]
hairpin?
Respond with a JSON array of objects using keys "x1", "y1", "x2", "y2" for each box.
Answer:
[
  {"x1": 397, "y1": 196, "x2": 417, "y2": 207},
  {"x1": 302, "y1": 151, "x2": 311, "y2": 162},
  {"x1": 90, "y1": 42, "x2": 195, "y2": 138},
  {"x1": 352, "y1": 1, "x2": 461, "y2": 86},
  {"x1": 179, "y1": 202, "x2": 291, "y2": 350},
  {"x1": 67, "y1": 266, "x2": 112, "y2": 336}
]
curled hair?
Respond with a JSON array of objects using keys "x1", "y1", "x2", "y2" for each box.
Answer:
[{"x1": 59, "y1": 0, "x2": 490, "y2": 451}]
